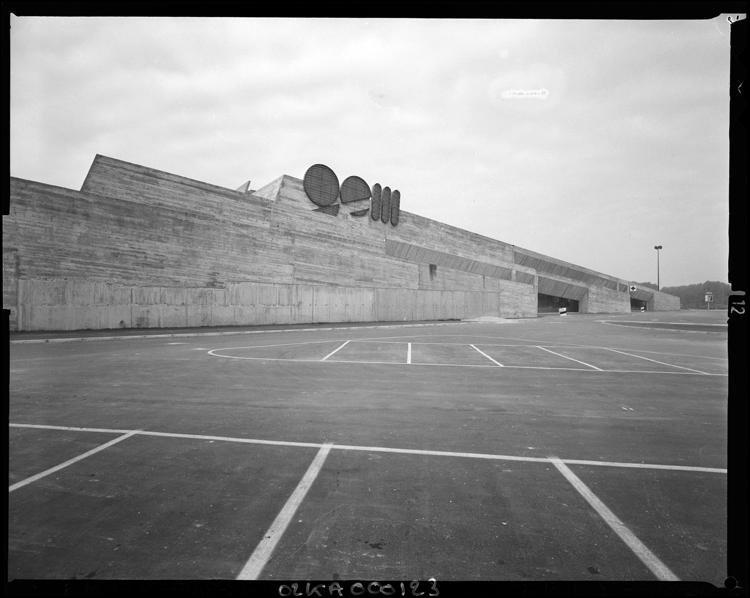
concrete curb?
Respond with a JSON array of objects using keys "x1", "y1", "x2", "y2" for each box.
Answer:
[
  {"x1": 598, "y1": 321, "x2": 727, "y2": 334},
  {"x1": 9, "y1": 321, "x2": 469, "y2": 344}
]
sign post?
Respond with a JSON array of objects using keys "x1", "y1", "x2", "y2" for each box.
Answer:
[{"x1": 705, "y1": 292, "x2": 713, "y2": 310}]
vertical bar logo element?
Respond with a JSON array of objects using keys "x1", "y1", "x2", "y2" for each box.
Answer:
[{"x1": 371, "y1": 183, "x2": 382, "y2": 221}]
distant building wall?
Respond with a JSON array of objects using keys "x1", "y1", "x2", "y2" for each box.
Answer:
[
  {"x1": 3, "y1": 155, "x2": 677, "y2": 332},
  {"x1": 650, "y1": 289, "x2": 681, "y2": 311},
  {"x1": 3, "y1": 247, "x2": 18, "y2": 330},
  {"x1": 586, "y1": 286, "x2": 632, "y2": 313},
  {"x1": 629, "y1": 286, "x2": 681, "y2": 311}
]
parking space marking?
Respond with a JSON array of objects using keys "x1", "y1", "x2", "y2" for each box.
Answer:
[
  {"x1": 603, "y1": 348, "x2": 713, "y2": 375},
  {"x1": 602, "y1": 320, "x2": 727, "y2": 327},
  {"x1": 602, "y1": 348, "x2": 727, "y2": 361},
  {"x1": 8, "y1": 430, "x2": 140, "y2": 492},
  {"x1": 321, "y1": 341, "x2": 350, "y2": 361},
  {"x1": 536, "y1": 346, "x2": 603, "y2": 370},
  {"x1": 236, "y1": 443, "x2": 333, "y2": 580},
  {"x1": 135, "y1": 430, "x2": 324, "y2": 449},
  {"x1": 542, "y1": 457, "x2": 725, "y2": 474},
  {"x1": 209, "y1": 339, "x2": 352, "y2": 352},
  {"x1": 9, "y1": 423, "x2": 134, "y2": 434},
  {"x1": 470, "y1": 344, "x2": 504, "y2": 366},
  {"x1": 206, "y1": 351, "x2": 726, "y2": 375},
  {"x1": 353, "y1": 335, "x2": 728, "y2": 361},
  {"x1": 227, "y1": 350, "x2": 723, "y2": 376},
  {"x1": 356, "y1": 340, "x2": 538, "y2": 347},
  {"x1": 9, "y1": 424, "x2": 727, "y2": 474},
  {"x1": 207, "y1": 339, "x2": 726, "y2": 367},
  {"x1": 549, "y1": 456, "x2": 680, "y2": 581},
  {"x1": 407, "y1": 343, "x2": 412, "y2": 364}
]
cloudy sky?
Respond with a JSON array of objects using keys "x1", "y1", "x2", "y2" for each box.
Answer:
[{"x1": 10, "y1": 16, "x2": 737, "y2": 287}]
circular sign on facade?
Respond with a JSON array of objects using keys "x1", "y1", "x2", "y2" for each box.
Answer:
[
  {"x1": 340, "y1": 176, "x2": 372, "y2": 204},
  {"x1": 303, "y1": 164, "x2": 340, "y2": 207}
]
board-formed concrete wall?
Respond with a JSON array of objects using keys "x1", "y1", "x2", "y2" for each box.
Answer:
[
  {"x1": 650, "y1": 289, "x2": 681, "y2": 311},
  {"x1": 629, "y1": 287, "x2": 681, "y2": 311},
  {"x1": 3, "y1": 248, "x2": 18, "y2": 330},
  {"x1": 14, "y1": 279, "x2": 535, "y2": 331},
  {"x1": 3, "y1": 155, "x2": 676, "y2": 332},
  {"x1": 585, "y1": 286, "x2": 632, "y2": 314}
]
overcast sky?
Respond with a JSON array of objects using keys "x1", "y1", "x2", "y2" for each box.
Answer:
[{"x1": 10, "y1": 16, "x2": 738, "y2": 288}]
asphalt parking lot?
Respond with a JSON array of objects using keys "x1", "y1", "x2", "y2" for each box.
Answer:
[{"x1": 8, "y1": 310, "x2": 730, "y2": 583}]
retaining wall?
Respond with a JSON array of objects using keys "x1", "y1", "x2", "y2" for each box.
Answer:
[{"x1": 4, "y1": 155, "x2": 677, "y2": 332}]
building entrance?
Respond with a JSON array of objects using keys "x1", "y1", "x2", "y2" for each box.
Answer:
[{"x1": 538, "y1": 293, "x2": 579, "y2": 314}]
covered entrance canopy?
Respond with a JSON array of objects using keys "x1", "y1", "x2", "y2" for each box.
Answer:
[
  {"x1": 629, "y1": 287, "x2": 654, "y2": 311},
  {"x1": 537, "y1": 277, "x2": 588, "y2": 313}
]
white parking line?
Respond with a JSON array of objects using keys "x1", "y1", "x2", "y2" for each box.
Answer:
[
  {"x1": 321, "y1": 341, "x2": 350, "y2": 361},
  {"x1": 470, "y1": 345, "x2": 504, "y2": 366},
  {"x1": 602, "y1": 320, "x2": 726, "y2": 327},
  {"x1": 9, "y1": 430, "x2": 140, "y2": 492},
  {"x1": 536, "y1": 346, "x2": 603, "y2": 370},
  {"x1": 236, "y1": 443, "x2": 333, "y2": 580},
  {"x1": 209, "y1": 338, "x2": 726, "y2": 362},
  {"x1": 205, "y1": 352, "x2": 726, "y2": 375},
  {"x1": 407, "y1": 343, "x2": 412, "y2": 364},
  {"x1": 356, "y1": 340, "x2": 539, "y2": 347},
  {"x1": 603, "y1": 348, "x2": 712, "y2": 375},
  {"x1": 549, "y1": 456, "x2": 680, "y2": 581},
  {"x1": 357, "y1": 337, "x2": 729, "y2": 361},
  {"x1": 9, "y1": 424, "x2": 727, "y2": 474},
  {"x1": 208, "y1": 340, "x2": 350, "y2": 352},
  {"x1": 595, "y1": 348, "x2": 727, "y2": 361},
  {"x1": 9, "y1": 423, "x2": 134, "y2": 434}
]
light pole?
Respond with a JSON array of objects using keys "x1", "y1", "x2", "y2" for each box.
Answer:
[{"x1": 654, "y1": 245, "x2": 662, "y2": 291}]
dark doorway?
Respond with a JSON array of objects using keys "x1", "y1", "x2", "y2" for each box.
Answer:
[
  {"x1": 630, "y1": 298, "x2": 648, "y2": 311},
  {"x1": 538, "y1": 293, "x2": 579, "y2": 314}
]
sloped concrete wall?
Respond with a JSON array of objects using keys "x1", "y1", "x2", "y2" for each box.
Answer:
[
  {"x1": 4, "y1": 155, "x2": 676, "y2": 332},
  {"x1": 4, "y1": 156, "x2": 539, "y2": 331}
]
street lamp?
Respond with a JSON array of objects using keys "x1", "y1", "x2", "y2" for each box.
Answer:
[{"x1": 654, "y1": 245, "x2": 662, "y2": 290}]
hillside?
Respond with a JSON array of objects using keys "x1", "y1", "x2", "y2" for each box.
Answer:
[{"x1": 660, "y1": 281, "x2": 733, "y2": 309}]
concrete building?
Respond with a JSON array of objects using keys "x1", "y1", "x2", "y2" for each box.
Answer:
[{"x1": 3, "y1": 155, "x2": 680, "y2": 332}]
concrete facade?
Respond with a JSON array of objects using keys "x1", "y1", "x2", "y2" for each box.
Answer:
[
  {"x1": 3, "y1": 155, "x2": 679, "y2": 332},
  {"x1": 630, "y1": 287, "x2": 682, "y2": 311}
]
